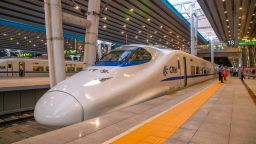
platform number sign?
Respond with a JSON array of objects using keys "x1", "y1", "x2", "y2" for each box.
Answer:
[{"x1": 227, "y1": 39, "x2": 235, "y2": 47}]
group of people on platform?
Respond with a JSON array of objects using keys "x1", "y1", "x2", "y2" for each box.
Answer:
[{"x1": 217, "y1": 65, "x2": 256, "y2": 82}]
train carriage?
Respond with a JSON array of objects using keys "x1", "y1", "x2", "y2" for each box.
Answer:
[
  {"x1": 34, "y1": 44, "x2": 217, "y2": 126},
  {"x1": 0, "y1": 58, "x2": 84, "y2": 77}
]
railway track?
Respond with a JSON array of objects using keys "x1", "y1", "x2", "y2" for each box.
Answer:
[{"x1": 0, "y1": 110, "x2": 34, "y2": 126}]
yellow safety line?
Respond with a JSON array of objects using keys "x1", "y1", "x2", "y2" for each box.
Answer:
[{"x1": 111, "y1": 82, "x2": 222, "y2": 144}]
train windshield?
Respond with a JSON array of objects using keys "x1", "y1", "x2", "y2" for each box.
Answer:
[
  {"x1": 99, "y1": 47, "x2": 151, "y2": 62},
  {"x1": 100, "y1": 50, "x2": 132, "y2": 62}
]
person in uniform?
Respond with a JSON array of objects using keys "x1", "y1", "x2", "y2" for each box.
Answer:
[{"x1": 217, "y1": 65, "x2": 223, "y2": 83}]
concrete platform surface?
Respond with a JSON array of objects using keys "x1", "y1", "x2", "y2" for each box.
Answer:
[
  {"x1": 166, "y1": 78, "x2": 256, "y2": 144},
  {"x1": 0, "y1": 77, "x2": 50, "y2": 92}
]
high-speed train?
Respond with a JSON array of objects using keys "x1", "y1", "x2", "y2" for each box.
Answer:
[
  {"x1": 34, "y1": 44, "x2": 217, "y2": 126},
  {"x1": 0, "y1": 58, "x2": 84, "y2": 77}
]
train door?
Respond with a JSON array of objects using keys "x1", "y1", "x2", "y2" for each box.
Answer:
[
  {"x1": 19, "y1": 62, "x2": 25, "y2": 77},
  {"x1": 7, "y1": 62, "x2": 13, "y2": 76},
  {"x1": 177, "y1": 57, "x2": 182, "y2": 88},
  {"x1": 183, "y1": 57, "x2": 187, "y2": 87}
]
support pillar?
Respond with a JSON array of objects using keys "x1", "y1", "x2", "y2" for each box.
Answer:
[
  {"x1": 44, "y1": 0, "x2": 65, "y2": 87},
  {"x1": 84, "y1": 0, "x2": 101, "y2": 66},
  {"x1": 190, "y1": 2, "x2": 195, "y2": 56},
  {"x1": 242, "y1": 46, "x2": 247, "y2": 67},
  {"x1": 194, "y1": 16, "x2": 198, "y2": 56},
  {"x1": 249, "y1": 46, "x2": 255, "y2": 68},
  {"x1": 210, "y1": 37, "x2": 214, "y2": 63}
]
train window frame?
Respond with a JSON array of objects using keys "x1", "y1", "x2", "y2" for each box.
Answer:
[{"x1": 99, "y1": 50, "x2": 133, "y2": 62}]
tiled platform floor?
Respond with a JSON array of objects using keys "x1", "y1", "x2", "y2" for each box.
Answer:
[
  {"x1": 0, "y1": 120, "x2": 57, "y2": 144},
  {"x1": 166, "y1": 78, "x2": 256, "y2": 144}
]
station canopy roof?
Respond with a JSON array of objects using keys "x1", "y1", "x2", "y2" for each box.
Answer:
[
  {"x1": 0, "y1": 0, "x2": 208, "y2": 53},
  {"x1": 198, "y1": 0, "x2": 256, "y2": 43}
]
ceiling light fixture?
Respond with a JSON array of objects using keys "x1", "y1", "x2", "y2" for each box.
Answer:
[{"x1": 74, "y1": 5, "x2": 80, "y2": 10}]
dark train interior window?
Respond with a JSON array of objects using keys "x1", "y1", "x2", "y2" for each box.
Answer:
[
  {"x1": 67, "y1": 67, "x2": 75, "y2": 72},
  {"x1": 191, "y1": 66, "x2": 195, "y2": 75},
  {"x1": 76, "y1": 67, "x2": 83, "y2": 71},
  {"x1": 33, "y1": 66, "x2": 44, "y2": 71}
]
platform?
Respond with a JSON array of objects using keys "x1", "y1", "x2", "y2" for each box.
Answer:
[
  {"x1": 0, "y1": 77, "x2": 50, "y2": 92},
  {"x1": 0, "y1": 77, "x2": 50, "y2": 115},
  {"x1": 12, "y1": 78, "x2": 256, "y2": 144}
]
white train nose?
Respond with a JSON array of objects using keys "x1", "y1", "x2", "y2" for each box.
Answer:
[{"x1": 34, "y1": 91, "x2": 83, "y2": 126}]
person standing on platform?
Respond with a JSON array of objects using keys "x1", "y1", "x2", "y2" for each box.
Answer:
[
  {"x1": 222, "y1": 66, "x2": 227, "y2": 81},
  {"x1": 217, "y1": 65, "x2": 223, "y2": 83},
  {"x1": 241, "y1": 66, "x2": 246, "y2": 81}
]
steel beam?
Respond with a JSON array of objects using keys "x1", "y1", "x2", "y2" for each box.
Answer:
[{"x1": 62, "y1": 12, "x2": 91, "y2": 28}]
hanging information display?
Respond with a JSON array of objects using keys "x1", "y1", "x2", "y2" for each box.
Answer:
[{"x1": 239, "y1": 38, "x2": 256, "y2": 45}]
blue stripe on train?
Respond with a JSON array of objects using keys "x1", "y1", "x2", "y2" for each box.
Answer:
[
  {"x1": 0, "y1": 71, "x2": 77, "y2": 74},
  {"x1": 161, "y1": 74, "x2": 215, "y2": 82},
  {"x1": 95, "y1": 61, "x2": 149, "y2": 67}
]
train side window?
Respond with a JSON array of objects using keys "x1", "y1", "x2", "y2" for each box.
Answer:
[
  {"x1": 177, "y1": 60, "x2": 180, "y2": 69},
  {"x1": 196, "y1": 66, "x2": 200, "y2": 74},
  {"x1": 76, "y1": 67, "x2": 83, "y2": 71},
  {"x1": 67, "y1": 67, "x2": 75, "y2": 72},
  {"x1": 33, "y1": 66, "x2": 44, "y2": 71},
  {"x1": 46, "y1": 66, "x2": 49, "y2": 71},
  {"x1": 8, "y1": 64, "x2": 12, "y2": 68},
  {"x1": 191, "y1": 66, "x2": 195, "y2": 75}
]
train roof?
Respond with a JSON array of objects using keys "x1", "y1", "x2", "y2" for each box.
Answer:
[
  {"x1": 112, "y1": 44, "x2": 175, "y2": 51},
  {"x1": 0, "y1": 58, "x2": 83, "y2": 63}
]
